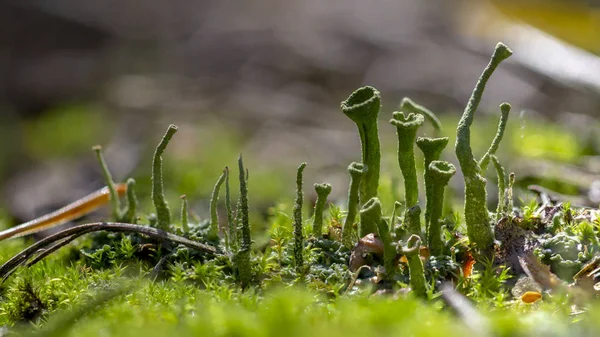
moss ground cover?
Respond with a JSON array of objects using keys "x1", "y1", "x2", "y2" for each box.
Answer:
[{"x1": 0, "y1": 42, "x2": 599, "y2": 336}]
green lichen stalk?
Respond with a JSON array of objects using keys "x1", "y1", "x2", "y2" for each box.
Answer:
[
  {"x1": 123, "y1": 178, "x2": 138, "y2": 224},
  {"x1": 454, "y1": 42, "x2": 512, "y2": 250},
  {"x1": 224, "y1": 166, "x2": 235, "y2": 251},
  {"x1": 234, "y1": 155, "x2": 252, "y2": 288},
  {"x1": 361, "y1": 198, "x2": 394, "y2": 277},
  {"x1": 342, "y1": 162, "x2": 366, "y2": 247},
  {"x1": 479, "y1": 103, "x2": 511, "y2": 172},
  {"x1": 312, "y1": 183, "x2": 332, "y2": 237},
  {"x1": 92, "y1": 145, "x2": 121, "y2": 220},
  {"x1": 400, "y1": 205, "x2": 422, "y2": 241},
  {"x1": 180, "y1": 195, "x2": 189, "y2": 233},
  {"x1": 151, "y1": 124, "x2": 178, "y2": 230},
  {"x1": 416, "y1": 137, "x2": 449, "y2": 228},
  {"x1": 426, "y1": 161, "x2": 456, "y2": 256},
  {"x1": 292, "y1": 163, "x2": 307, "y2": 272},
  {"x1": 397, "y1": 235, "x2": 427, "y2": 297},
  {"x1": 400, "y1": 97, "x2": 443, "y2": 134},
  {"x1": 209, "y1": 169, "x2": 227, "y2": 239},
  {"x1": 390, "y1": 112, "x2": 424, "y2": 208},
  {"x1": 490, "y1": 155, "x2": 506, "y2": 216},
  {"x1": 341, "y1": 86, "x2": 381, "y2": 202}
]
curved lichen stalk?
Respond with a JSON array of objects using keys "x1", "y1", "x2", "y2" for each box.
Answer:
[
  {"x1": 341, "y1": 86, "x2": 381, "y2": 202},
  {"x1": 180, "y1": 195, "x2": 189, "y2": 233},
  {"x1": 209, "y1": 168, "x2": 227, "y2": 239},
  {"x1": 293, "y1": 162, "x2": 307, "y2": 272},
  {"x1": 151, "y1": 124, "x2": 178, "y2": 230},
  {"x1": 454, "y1": 42, "x2": 512, "y2": 250},
  {"x1": 426, "y1": 161, "x2": 456, "y2": 256},
  {"x1": 92, "y1": 145, "x2": 121, "y2": 221},
  {"x1": 479, "y1": 103, "x2": 511, "y2": 172},
  {"x1": 234, "y1": 155, "x2": 252, "y2": 288},
  {"x1": 342, "y1": 162, "x2": 366, "y2": 247},
  {"x1": 490, "y1": 155, "x2": 506, "y2": 216},
  {"x1": 224, "y1": 166, "x2": 235, "y2": 251},
  {"x1": 416, "y1": 137, "x2": 449, "y2": 229},
  {"x1": 122, "y1": 178, "x2": 138, "y2": 224},
  {"x1": 397, "y1": 235, "x2": 427, "y2": 297},
  {"x1": 361, "y1": 198, "x2": 395, "y2": 278},
  {"x1": 400, "y1": 97, "x2": 443, "y2": 135},
  {"x1": 312, "y1": 183, "x2": 332, "y2": 237}
]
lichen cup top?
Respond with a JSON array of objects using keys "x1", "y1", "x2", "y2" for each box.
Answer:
[
  {"x1": 428, "y1": 160, "x2": 456, "y2": 183},
  {"x1": 340, "y1": 86, "x2": 381, "y2": 123},
  {"x1": 416, "y1": 137, "x2": 449, "y2": 162},
  {"x1": 390, "y1": 111, "x2": 425, "y2": 131}
]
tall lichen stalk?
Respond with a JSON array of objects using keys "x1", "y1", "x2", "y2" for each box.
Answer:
[
  {"x1": 234, "y1": 155, "x2": 252, "y2": 288},
  {"x1": 454, "y1": 42, "x2": 512, "y2": 251},
  {"x1": 293, "y1": 163, "x2": 307, "y2": 272},
  {"x1": 390, "y1": 112, "x2": 424, "y2": 236},
  {"x1": 341, "y1": 86, "x2": 381, "y2": 203},
  {"x1": 361, "y1": 198, "x2": 394, "y2": 278},
  {"x1": 151, "y1": 124, "x2": 178, "y2": 230}
]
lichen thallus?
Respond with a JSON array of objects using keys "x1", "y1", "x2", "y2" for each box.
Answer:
[{"x1": 0, "y1": 42, "x2": 516, "y2": 295}]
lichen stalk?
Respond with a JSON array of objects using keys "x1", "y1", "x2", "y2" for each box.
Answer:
[
  {"x1": 224, "y1": 166, "x2": 235, "y2": 251},
  {"x1": 416, "y1": 137, "x2": 449, "y2": 228},
  {"x1": 454, "y1": 42, "x2": 512, "y2": 250},
  {"x1": 341, "y1": 86, "x2": 381, "y2": 202},
  {"x1": 490, "y1": 155, "x2": 506, "y2": 216},
  {"x1": 342, "y1": 162, "x2": 366, "y2": 247},
  {"x1": 426, "y1": 161, "x2": 456, "y2": 256},
  {"x1": 400, "y1": 205, "x2": 422, "y2": 240},
  {"x1": 507, "y1": 172, "x2": 516, "y2": 214},
  {"x1": 312, "y1": 183, "x2": 332, "y2": 237},
  {"x1": 390, "y1": 112, "x2": 424, "y2": 208},
  {"x1": 209, "y1": 169, "x2": 227, "y2": 239},
  {"x1": 400, "y1": 97, "x2": 443, "y2": 134},
  {"x1": 234, "y1": 155, "x2": 251, "y2": 288},
  {"x1": 123, "y1": 178, "x2": 138, "y2": 224},
  {"x1": 479, "y1": 103, "x2": 511, "y2": 172},
  {"x1": 397, "y1": 235, "x2": 427, "y2": 297},
  {"x1": 92, "y1": 145, "x2": 121, "y2": 220},
  {"x1": 361, "y1": 198, "x2": 394, "y2": 277},
  {"x1": 180, "y1": 195, "x2": 189, "y2": 233},
  {"x1": 292, "y1": 162, "x2": 307, "y2": 272},
  {"x1": 151, "y1": 124, "x2": 178, "y2": 230}
]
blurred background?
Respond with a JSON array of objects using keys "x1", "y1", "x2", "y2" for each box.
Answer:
[{"x1": 0, "y1": 0, "x2": 599, "y2": 228}]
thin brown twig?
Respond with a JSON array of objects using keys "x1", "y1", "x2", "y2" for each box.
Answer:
[{"x1": 0, "y1": 222, "x2": 220, "y2": 283}]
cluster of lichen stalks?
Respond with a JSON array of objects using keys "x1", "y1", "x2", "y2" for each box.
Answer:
[{"x1": 0, "y1": 43, "x2": 514, "y2": 296}]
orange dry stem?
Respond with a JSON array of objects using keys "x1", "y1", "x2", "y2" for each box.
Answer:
[
  {"x1": 0, "y1": 183, "x2": 127, "y2": 241},
  {"x1": 462, "y1": 251, "x2": 476, "y2": 278}
]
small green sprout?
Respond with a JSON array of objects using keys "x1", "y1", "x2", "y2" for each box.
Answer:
[
  {"x1": 92, "y1": 145, "x2": 121, "y2": 220},
  {"x1": 397, "y1": 234, "x2": 427, "y2": 297},
  {"x1": 426, "y1": 160, "x2": 456, "y2": 256},
  {"x1": 342, "y1": 162, "x2": 366, "y2": 247},
  {"x1": 151, "y1": 124, "x2": 178, "y2": 230},
  {"x1": 454, "y1": 42, "x2": 512, "y2": 250},
  {"x1": 224, "y1": 166, "x2": 235, "y2": 251},
  {"x1": 209, "y1": 168, "x2": 227, "y2": 239},
  {"x1": 292, "y1": 162, "x2": 307, "y2": 272},
  {"x1": 122, "y1": 178, "x2": 138, "y2": 224},
  {"x1": 234, "y1": 154, "x2": 252, "y2": 288},
  {"x1": 180, "y1": 195, "x2": 189, "y2": 233},
  {"x1": 312, "y1": 183, "x2": 332, "y2": 237},
  {"x1": 416, "y1": 137, "x2": 449, "y2": 228},
  {"x1": 341, "y1": 86, "x2": 381, "y2": 202}
]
